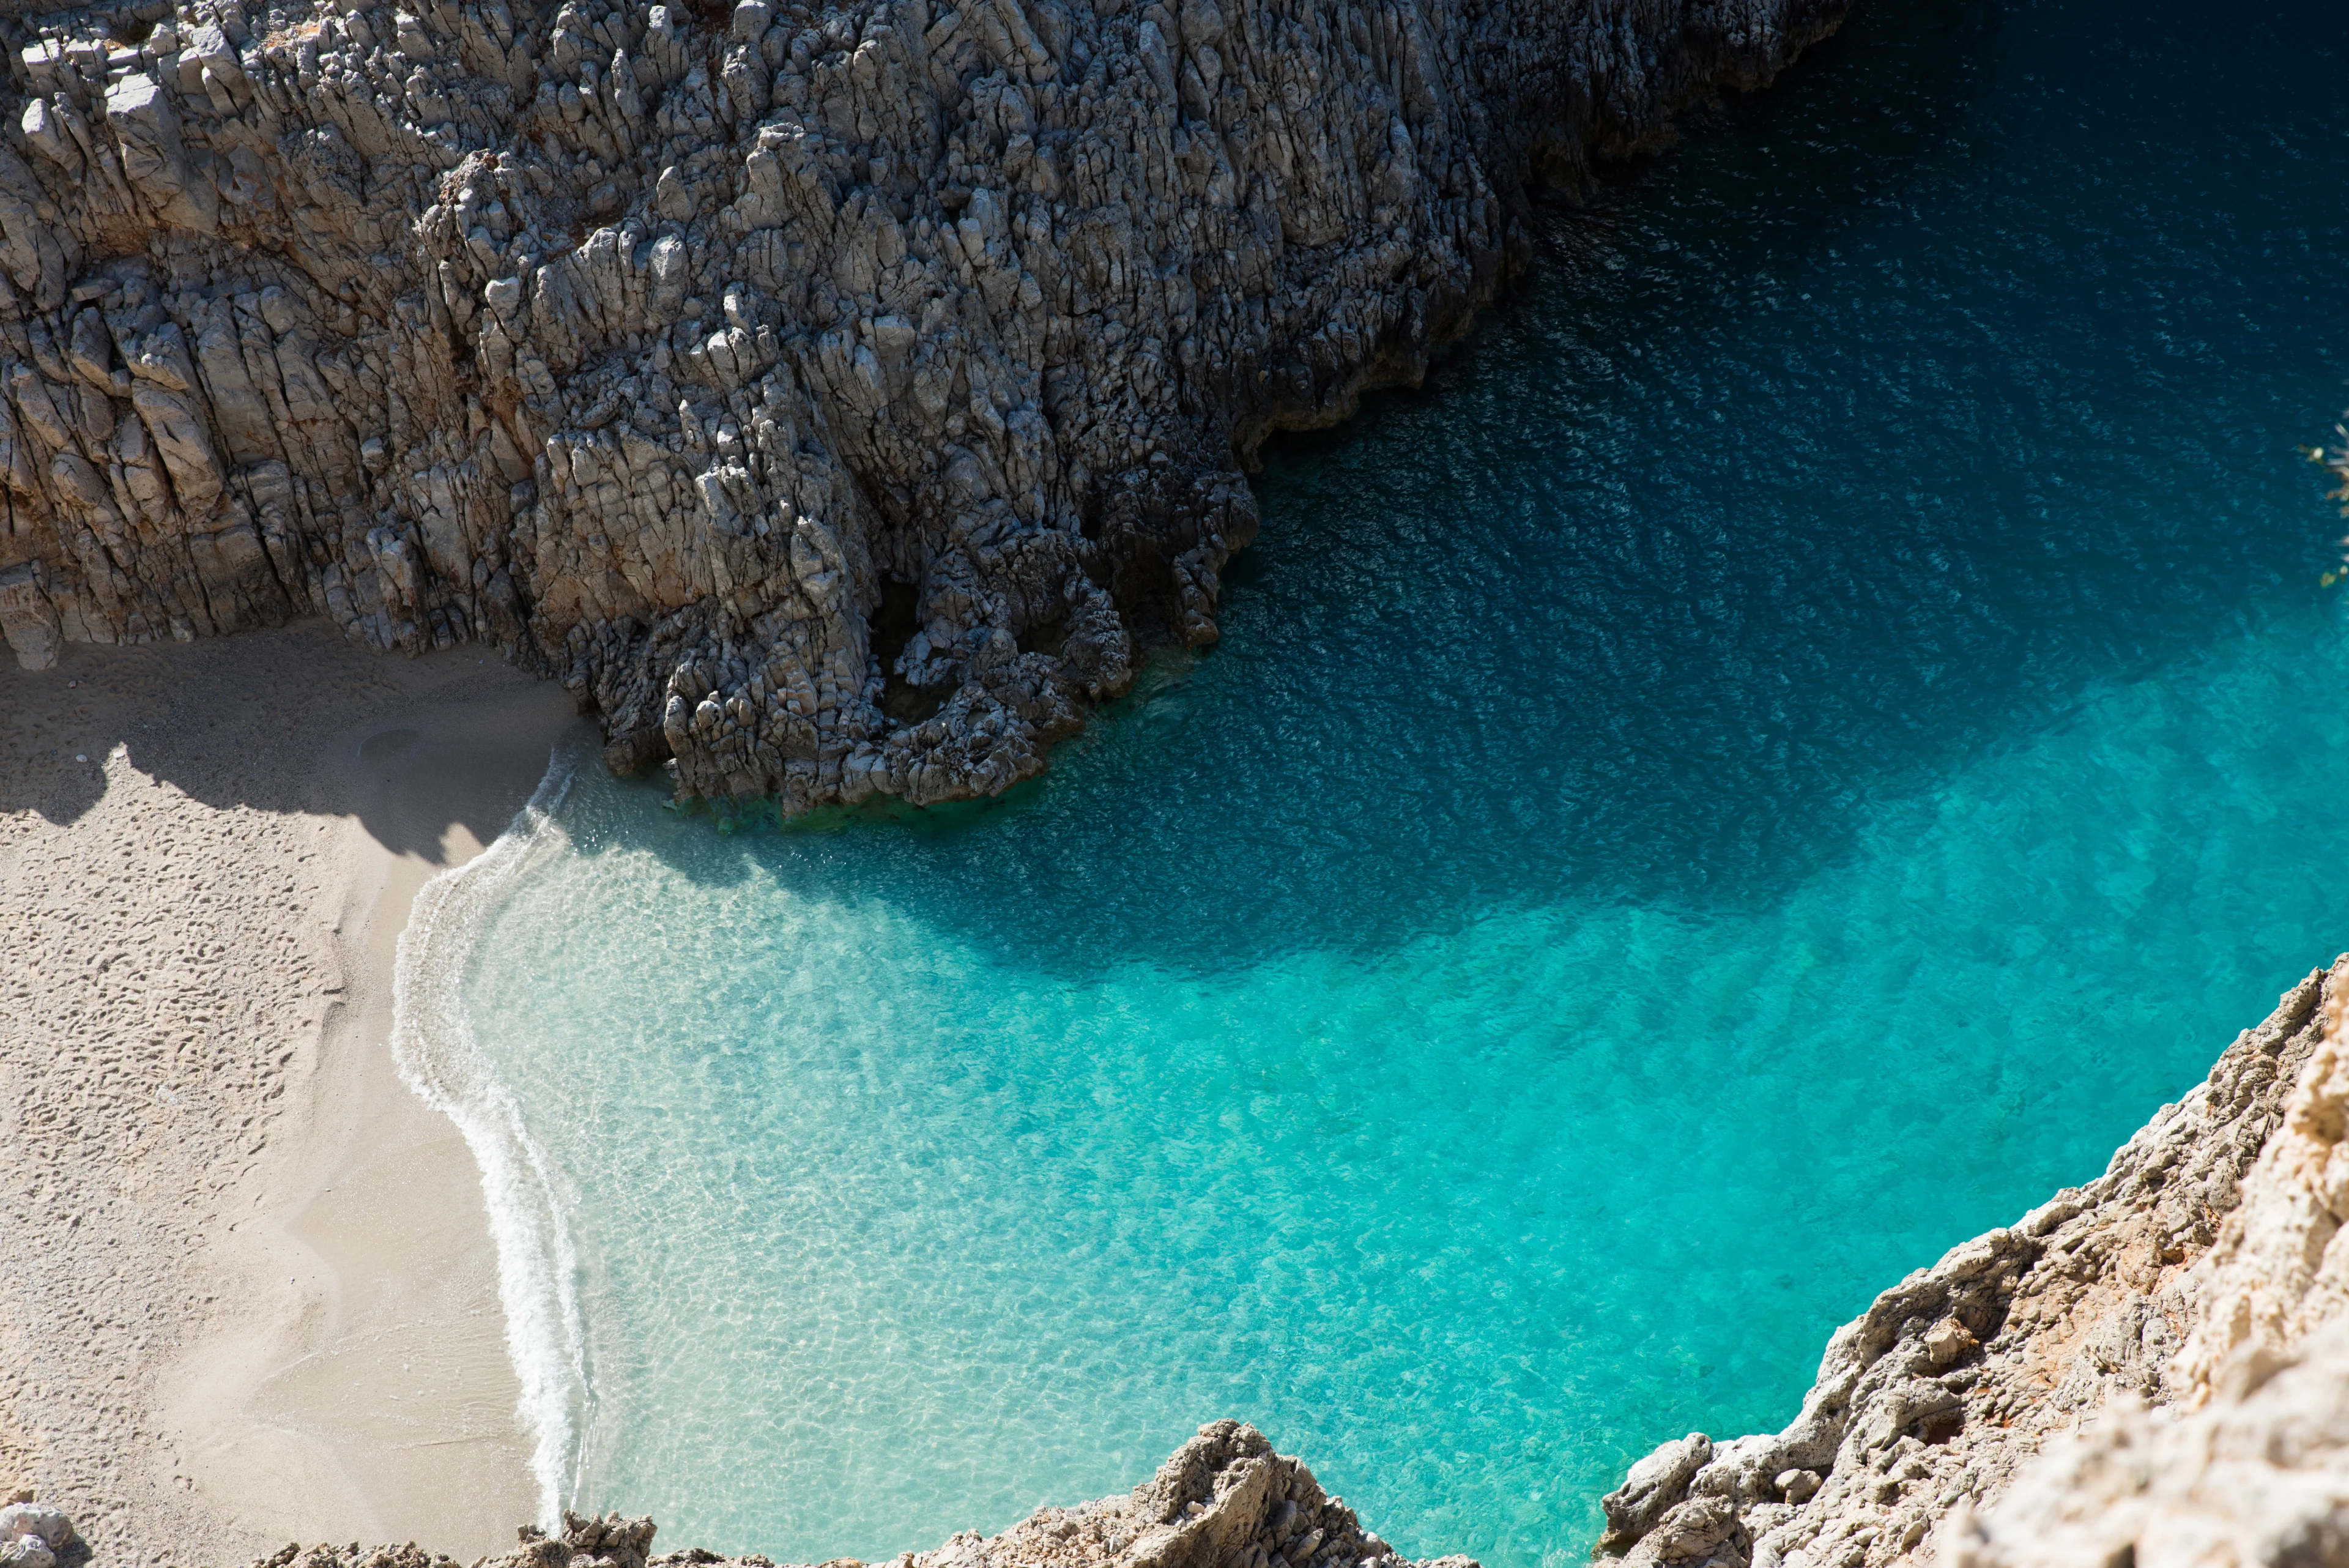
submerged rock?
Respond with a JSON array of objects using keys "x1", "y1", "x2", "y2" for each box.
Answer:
[
  {"x1": 0, "y1": 0, "x2": 1844, "y2": 809},
  {"x1": 247, "y1": 1422, "x2": 1478, "y2": 1568}
]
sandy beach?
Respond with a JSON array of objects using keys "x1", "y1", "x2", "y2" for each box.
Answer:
[{"x1": 0, "y1": 622, "x2": 589, "y2": 1566}]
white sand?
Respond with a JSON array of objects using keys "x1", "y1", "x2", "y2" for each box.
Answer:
[{"x1": 1, "y1": 622, "x2": 591, "y2": 1566}]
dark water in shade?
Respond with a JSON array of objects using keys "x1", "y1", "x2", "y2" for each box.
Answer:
[{"x1": 449, "y1": 1, "x2": 2349, "y2": 1564}]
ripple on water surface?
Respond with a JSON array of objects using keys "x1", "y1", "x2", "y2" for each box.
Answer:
[{"x1": 458, "y1": 0, "x2": 2349, "y2": 1562}]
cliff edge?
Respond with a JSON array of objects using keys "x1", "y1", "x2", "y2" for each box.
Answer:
[
  {"x1": 0, "y1": 0, "x2": 1842, "y2": 808},
  {"x1": 1598, "y1": 957, "x2": 2349, "y2": 1568}
]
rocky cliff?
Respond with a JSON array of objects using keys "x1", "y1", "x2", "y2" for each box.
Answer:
[
  {"x1": 246, "y1": 1422, "x2": 1474, "y2": 1568},
  {"x1": 0, "y1": 0, "x2": 1843, "y2": 807},
  {"x1": 1596, "y1": 957, "x2": 2349, "y2": 1568}
]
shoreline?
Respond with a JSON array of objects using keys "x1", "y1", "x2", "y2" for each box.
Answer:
[
  {"x1": 387, "y1": 743, "x2": 593, "y2": 1529},
  {"x1": 0, "y1": 622, "x2": 586, "y2": 1564}
]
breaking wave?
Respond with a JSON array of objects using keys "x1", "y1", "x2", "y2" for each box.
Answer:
[{"x1": 388, "y1": 743, "x2": 590, "y2": 1525}]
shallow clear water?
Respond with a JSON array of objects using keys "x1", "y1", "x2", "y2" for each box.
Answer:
[{"x1": 453, "y1": 0, "x2": 2349, "y2": 1564}]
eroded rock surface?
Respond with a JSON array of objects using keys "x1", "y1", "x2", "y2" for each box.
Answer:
[
  {"x1": 244, "y1": 1422, "x2": 1475, "y2": 1568},
  {"x1": 1940, "y1": 1317, "x2": 2349, "y2": 1568},
  {"x1": 1598, "y1": 958, "x2": 2349, "y2": 1568},
  {"x1": 1941, "y1": 972, "x2": 2349, "y2": 1568},
  {"x1": 0, "y1": 0, "x2": 1842, "y2": 806},
  {"x1": 0, "y1": 1499, "x2": 80, "y2": 1568}
]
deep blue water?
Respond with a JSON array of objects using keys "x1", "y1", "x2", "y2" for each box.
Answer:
[{"x1": 445, "y1": 1, "x2": 2349, "y2": 1565}]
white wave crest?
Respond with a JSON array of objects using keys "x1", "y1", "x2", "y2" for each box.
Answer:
[{"x1": 389, "y1": 746, "x2": 588, "y2": 1526}]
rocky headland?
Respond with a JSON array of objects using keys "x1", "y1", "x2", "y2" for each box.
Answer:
[
  {"x1": 0, "y1": 0, "x2": 1843, "y2": 810},
  {"x1": 1595, "y1": 957, "x2": 2349, "y2": 1568}
]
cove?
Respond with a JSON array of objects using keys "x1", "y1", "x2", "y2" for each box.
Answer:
[{"x1": 445, "y1": 0, "x2": 2349, "y2": 1564}]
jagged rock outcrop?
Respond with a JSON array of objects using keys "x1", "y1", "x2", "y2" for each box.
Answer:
[
  {"x1": 0, "y1": 0, "x2": 1844, "y2": 807},
  {"x1": 241, "y1": 1421, "x2": 1475, "y2": 1568},
  {"x1": 1941, "y1": 972, "x2": 2349, "y2": 1568},
  {"x1": 1598, "y1": 957, "x2": 2349, "y2": 1568}
]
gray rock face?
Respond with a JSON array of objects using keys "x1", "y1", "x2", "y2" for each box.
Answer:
[
  {"x1": 1601, "y1": 1435, "x2": 1716, "y2": 1556},
  {"x1": 243, "y1": 1421, "x2": 1477, "y2": 1568},
  {"x1": 0, "y1": 0, "x2": 1844, "y2": 808},
  {"x1": 1597, "y1": 958, "x2": 2349, "y2": 1568}
]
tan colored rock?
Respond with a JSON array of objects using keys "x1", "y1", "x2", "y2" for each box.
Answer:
[
  {"x1": 0, "y1": 1502, "x2": 75, "y2": 1555},
  {"x1": 1936, "y1": 978, "x2": 2349, "y2": 1568},
  {"x1": 243, "y1": 1422, "x2": 1474, "y2": 1568},
  {"x1": 1600, "y1": 959, "x2": 2349, "y2": 1568},
  {"x1": 2172, "y1": 984, "x2": 2349, "y2": 1408},
  {"x1": 1937, "y1": 1317, "x2": 2349, "y2": 1568},
  {"x1": 1920, "y1": 1321, "x2": 1977, "y2": 1372}
]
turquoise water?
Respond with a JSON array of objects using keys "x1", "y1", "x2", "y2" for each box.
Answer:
[{"x1": 447, "y1": 1, "x2": 2349, "y2": 1564}]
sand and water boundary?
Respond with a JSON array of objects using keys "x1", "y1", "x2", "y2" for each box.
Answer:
[{"x1": 1, "y1": 621, "x2": 585, "y2": 1564}]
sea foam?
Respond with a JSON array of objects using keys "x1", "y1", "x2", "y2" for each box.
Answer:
[{"x1": 389, "y1": 748, "x2": 591, "y2": 1526}]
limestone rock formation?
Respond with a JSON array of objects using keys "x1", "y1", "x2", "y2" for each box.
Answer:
[
  {"x1": 0, "y1": 1498, "x2": 79, "y2": 1568},
  {"x1": 0, "y1": 0, "x2": 1844, "y2": 807},
  {"x1": 1597, "y1": 957, "x2": 2349, "y2": 1568},
  {"x1": 1940, "y1": 972, "x2": 2349, "y2": 1568},
  {"x1": 243, "y1": 1421, "x2": 1475, "y2": 1568},
  {"x1": 1940, "y1": 1318, "x2": 2349, "y2": 1568}
]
